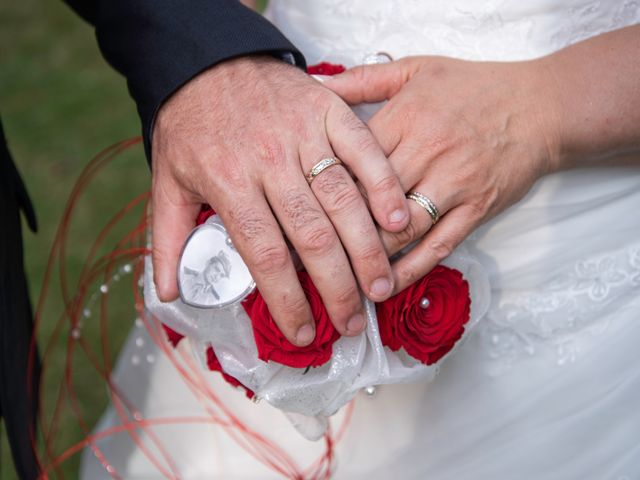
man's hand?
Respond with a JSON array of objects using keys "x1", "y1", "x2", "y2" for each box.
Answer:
[{"x1": 151, "y1": 57, "x2": 409, "y2": 346}]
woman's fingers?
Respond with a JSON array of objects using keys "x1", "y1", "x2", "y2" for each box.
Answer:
[
  {"x1": 323, "y1": 60, "x2": 416, "y2": 105},
  {"x1": 390, "y1": 206, "x2": 480, "y2": 293},
  {"x1": 380, "y1": 192, "x2": 437, "y2": 256},
  {"x1": 327, "y1": 56, "x2": 551, "y2": 295}
]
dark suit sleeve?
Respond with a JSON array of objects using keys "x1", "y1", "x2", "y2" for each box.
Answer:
[{"x1": 63, "y1": 0, "x2": 306, "y2": 161}]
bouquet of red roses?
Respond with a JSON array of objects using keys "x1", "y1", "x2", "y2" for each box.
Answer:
[
  {"x1": 146, "y1": 209, "x2": 490, "y2": 440},
  {"x1": 145, "y1": 61, "x2": 490, "y2": 440}
]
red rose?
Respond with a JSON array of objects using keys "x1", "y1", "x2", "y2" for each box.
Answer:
[
  {"x1": 376, "y1": 265, "x2": 471, "y2": 365},
  {"x1": 243, "y1": 271, "x2": 341, "y2": 369},
  {"x1": 206, "y1": 346, "x2": 255, "y2": 399},
  {"x1": 306, "y1": 62, "x2": 346, "y2": 76},
  {"x1": 162, "y1": 324, "x2": 185, "y2": 348},
  {"x1": 195, "y1": 205, "x2": 216, "y2": 225}
]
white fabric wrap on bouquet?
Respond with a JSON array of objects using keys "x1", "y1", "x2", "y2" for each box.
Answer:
[{"x1": 143, "y1": 243, "x2": 490, "y2": 440}]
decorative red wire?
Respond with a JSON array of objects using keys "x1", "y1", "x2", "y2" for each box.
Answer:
[{"x1": 30, "y1": 138, "x2": 354, "y2": 479}]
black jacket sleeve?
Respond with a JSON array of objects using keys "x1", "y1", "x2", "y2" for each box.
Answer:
[{"x1": 63, "y1": 0, "x2": 306, "y2": 161}]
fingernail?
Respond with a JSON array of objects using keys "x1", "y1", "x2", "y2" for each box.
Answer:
[
  {"x1": 370, "y1": 277, "x2": 392, "y2": 298},
  {"x1": 389, "y1": 209, "x2": 407, "y2": 225},
  {"x1": 346, "y1": 313, "x2": 365, "y2": 334},
  {"x1": 295, "y1": 324, "x2": 315, "y2": 346}
]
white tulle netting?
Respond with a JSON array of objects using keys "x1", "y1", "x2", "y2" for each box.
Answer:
[{"x1": 144, "y1": 239, "x2": 490, "y2": 440}]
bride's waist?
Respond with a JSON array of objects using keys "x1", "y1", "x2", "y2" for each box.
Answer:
[
  {"x1": 267, "y1": 1, "x2": 640, "y2": 63},
  {"x1": 467, "y1": 166, "x2": 640, "y2": 288}
]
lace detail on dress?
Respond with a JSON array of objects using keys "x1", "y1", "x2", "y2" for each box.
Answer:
[
  {"x1": 481, "y1": 244, "x2": 640, "y2": 375},
  {"x1": 267, "y1": 0, "x2": 640, "y2": 63}
]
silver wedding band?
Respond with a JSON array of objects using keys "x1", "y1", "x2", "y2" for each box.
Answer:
[
  {"x1": 407, "y1": 191, "x2": 440, "y2": 225},
  {"x1": 306, "y1": 157, "x2": 343, "y2": 185}
]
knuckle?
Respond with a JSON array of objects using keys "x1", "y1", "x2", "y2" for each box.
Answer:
[
  {"x1": 466, "y1": 201, "x2": 489, "y2": 220},
  {"x1": 306, "y1": 87, "x2": 336, "y2": 114},
  {"x1": 251, "y1": 243, "x2": 291, "y2": 275},
  {"x1": 256, "y1": 135, "x2": 287, "y2": 169},
  {"x1": 355, "y1": 243, "x2": 388, "y2": 270},
  {"x1": 312, "y1": 164, "x2": 350, "y2": 196},
  {"x1": 427, "y1": 238, "x2": 454, "y2": 261},
  {"x1": 341, "y1": 109, "x2": 371, "y2": 137},
  {"x1": 328, "y1": 182, "x2": 363, "y2": 214},
  {"x1": 353, "y1": 65, "x2": 370, "y2": 84},
  {"x1": 216, "y1": 162, "x2": 253, "y2": 193},
  {"x1": 277, "y1": 293, "x2": 310, "y2": 326},
  {"x1": 280, "y1": 190, "x2": 322, "y2": 232},
  {"x1": 300, "y1": 226, "x2": 337, "y2": 256},
  {"x1": 371, "y1": 174, "x2": 399, "y2": 196},
  {"x1": 397, "y1": 266, "x2": 421, "y2": 287},
  {"x1": 394, "y1": 219, "x2": 420, "y2": 246},
  {"x1": 355, "y1": 133, "x2": 379, "y2": 154},
  {"x1": 227, "y1": 206, "x2": 269, "y2": 242},
  {"x1": 329, "y1": 287, "x2": 361, "y2": 319}
]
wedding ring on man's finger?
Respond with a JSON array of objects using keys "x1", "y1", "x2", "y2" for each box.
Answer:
[
  {"x1": 407, "y1": 191, "x2": 440, "y2": 225},
  {"x1": 306, "y1": 156, "x2": 343, "y2": 185}
]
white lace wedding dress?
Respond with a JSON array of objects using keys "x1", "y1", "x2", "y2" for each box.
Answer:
[{"x1": 81, "y1": 1, "x2": 640, "y2": 478}]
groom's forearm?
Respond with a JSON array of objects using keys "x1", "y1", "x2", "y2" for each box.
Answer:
[
  {"x1": 540, "y1": 24, "x2": 640, "y2": 171},
  {"x1": 62, "y1": 0, "x2": 305, "y2": 160}
]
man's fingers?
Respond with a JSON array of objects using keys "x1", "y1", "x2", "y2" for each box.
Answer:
[
  {"x1": 323, "y1": 60, "x2": 414, "y2": 105},
  {"x1": 151, "y1": 183, "x2": 201, "y2": 302},
  {"x1": 302, "y1": 143, "x2": 395, "y2": 302},
  {"x1": 264, "y1": 167, "x2": 366, "y2": 336},
  {"x1": 215, "y1": 190, "x2": 317, "y2": 347},
  {"x1": 325, "y1": 102, "x2": 410, "y2": 233},
  {"x1": 390, "y1": 206, "x2": 478, "y2": 293}
]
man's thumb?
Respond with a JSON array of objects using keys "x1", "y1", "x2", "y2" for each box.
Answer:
[{"x1": 151, "y1": 188, "x2": 200, "y2": 302}]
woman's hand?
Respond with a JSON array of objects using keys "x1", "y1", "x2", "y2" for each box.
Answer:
[
  {"x1": 151, "y1": 56, "x2": 409, "y2": 346},
  {"x1": 325, "y1": 56, "x2": 560, "y2": 292},
  {"x1": 326, "y1": 25, "x2": 640, "y2": 293}
]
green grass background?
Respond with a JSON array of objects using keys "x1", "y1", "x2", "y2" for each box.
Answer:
[
  {"x1": 1, "y1": 1, "x2": 269, "y2": 477},
  {"x1": 1, "y1": 1, "x2": 147, "y2": 477}
]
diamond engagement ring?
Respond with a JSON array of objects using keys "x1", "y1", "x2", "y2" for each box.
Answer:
[
  {"x1": 407, "y1": 191, "x2": 440, "y2": 225},
  {"x1": 306, "y1": 157, "x2": 343, "y2": 185}
]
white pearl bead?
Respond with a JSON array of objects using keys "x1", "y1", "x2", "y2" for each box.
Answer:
[
  {"x1": 419, "y1": 297, "x2": 430, "y2": 309},
  {"x1": 100, "y1": 284, "x2": 109, "y2": 294},
  {"x1": 364, "y1": 386, "x2": 376, "y2": 396}
]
